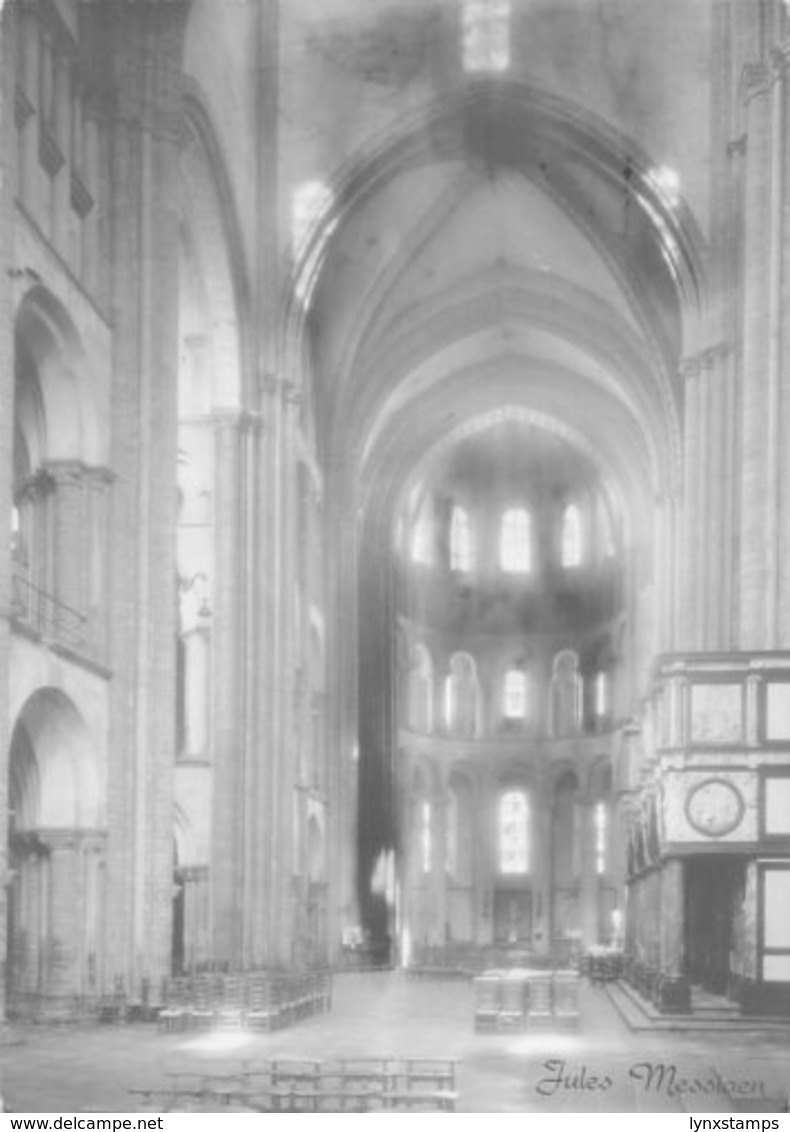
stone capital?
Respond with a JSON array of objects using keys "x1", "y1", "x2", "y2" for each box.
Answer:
[
  {"x1": 679, "y1": 342, "x2": 729, "y2": 381},
  {"x1": 37, "y1": 828, "x2": 80, "y2": 853},
  {"x1": 740, "y1": 62, "x2": 772, "y2": 105},
  {"x1": 43, "y1": 458, "x2": 86, "y2": 486},
  {"x1": 177, "y1": 864, "x2": 209, "y2": 884}
]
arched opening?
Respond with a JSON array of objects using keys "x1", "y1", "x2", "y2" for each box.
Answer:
[
  {"x1": 6, "y1": 689, "x2": 104, "y2": 1013},
  {"x1": 299, "y1": 79, "x2": 694, "y2": 967},
  {"x1": 11, "y1": 289, "x2": 104, "y2": 655}
]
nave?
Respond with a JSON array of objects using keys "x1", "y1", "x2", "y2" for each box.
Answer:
[{"x1": 3, "y1": 972, "x2": 789, "y2": 1114}]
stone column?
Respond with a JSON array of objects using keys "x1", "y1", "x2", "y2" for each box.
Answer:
[
  {"x1": 476, "y1": 782, "x2": 494, "y2": 946},
  {"x1": 657, "y1": 857, "x2": 690, "y2": 1012},
  {"x1": 181, "y1": 865, "x2": 209, "y2": 975},
  {"x1": 79, "y1": 831, "x2": 106, "y2": 997},
  {"x1": 0, "y1": 0, "x2": 18, "y2": 1026},
  {"x1": 430, "y1": 791, "x2": 447, "y2": 947},
  {"x1": 46, "y1": 460, "x2": 87, "y2": 636},
  {"x1": 210, "y1": 411, "x2": 244, "y2": 966},
  {"x1": 39, "y1": 830, "x2": 81, "y2": 999},
  {"x1": 239, "y1": 413, "x2": 265, "y2": 970},
  {"x1": 84, "y1": 467, "x2": 112, "y2": 661},
  {"x1": 245, "y1": 379, "x2": 280, "y2": 970},
  {"x1": 578, "y1": 800, "x2": 599, "y2": 949},
  {"x1": 530, "y1": 766, "x2": 552, "y2": 956},
  {"x1": 680, "y1": 356, "x2": 703, "y2": 652},
  {"x1": 246, "y1": 0, "x2": 283, "y2": 970},
  {"x1": 739, "y1": 54, "x2": 784, "y2": 648},
  {"x1": 102, "y1": 0, "x2": 188, "y2": 1004}
]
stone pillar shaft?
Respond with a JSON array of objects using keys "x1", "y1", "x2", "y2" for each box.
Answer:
[
  {"x1": 739, "y1": 58, "x2": 786, "y2": 647},
  {"x1": 211, "y1": 413, "x2": 244, "y2": 965},
  {"x1": 0, "y1": 0, "x2": 18, "y2": 1024}
]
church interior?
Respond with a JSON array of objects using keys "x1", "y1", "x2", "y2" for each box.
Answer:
[{"x1": 2, "y1": 0, "x2": 790, "y2": 1113}]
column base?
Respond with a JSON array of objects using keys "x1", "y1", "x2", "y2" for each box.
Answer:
[
  {"x1": 731, "y1": 976, "x2": 790, "y2": 1017},
  {"x1": 656, "y1": 974, "x2": 691, "y2": 1014}
]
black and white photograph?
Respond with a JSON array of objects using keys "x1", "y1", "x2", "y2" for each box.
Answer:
[{"x1": 0, "y1": 0, "x2": 789, "y2": 1116}]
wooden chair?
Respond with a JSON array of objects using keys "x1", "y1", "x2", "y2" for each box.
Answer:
[
  {"x1": 382, "y1": 1089, "x2": 457, "y2": 1112},
  {"x1": 157, "y1": 977, "x2": 190, "y2": 1032},
  {"x1": 526, "y1": 973, "x2": 553, "y2": 1024},
  {"x1": 498, "y1": 975, "x2": 527, "y2": 1030},
  {"x1": 552, "y1": 970, "x2": 580, "y2": 1025},
  {"x1": 187, "y1": 974, "x2": 215, "y2": 1029},
  {"x1": 473, "y1": 975, "x2": 500, "y2": 1032},
  {"x1": 216, "y1": 974, "x2": 246, "y2": 1029},
  {"x1": 245, "y1": 975, "x2": 278, "y2": 1031},
  {"x1": 394, "y1": 1059, "x2": 457, "y2": 1091}
]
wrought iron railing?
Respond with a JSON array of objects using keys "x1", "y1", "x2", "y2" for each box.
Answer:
[{"x1": 11, "y1": 572, "x2": 88, "y2": 653}]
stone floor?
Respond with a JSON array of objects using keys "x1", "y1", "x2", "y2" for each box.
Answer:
[{"x1": 2, "y1": 973, "x2": 789, "y2": 1114}]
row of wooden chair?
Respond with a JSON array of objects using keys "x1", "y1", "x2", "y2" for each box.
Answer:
[
  {"x1": 473, "y1": 969, "x2": 580, "y2": 1031},
  {"x1": 157, "y1": 971, "x2": 332, "y2": 1032},
  {"x1": 581, "y1": 947, "x2": 624, "y2": 983},
  {"x1": 132, "y1": 1057, "x2": 458, "y2": 1113}
]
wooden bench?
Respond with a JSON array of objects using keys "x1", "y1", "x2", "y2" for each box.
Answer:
[
  {"x1": 285, "y1": 1086, "x2": 384, "y2": 1113},
  {"x1": 325, "y1": 1058, "x2": 390, "y2": 1090},
  {"x1": 269, "y1": 1058, "x2": 322, "y2": 1087},
  {"x1": 392, "y1": 1058, "x2": 458, "y2": 1091},
  {"x1": 382, "y1": 1090, "x2": 457, "y2": 1112}
]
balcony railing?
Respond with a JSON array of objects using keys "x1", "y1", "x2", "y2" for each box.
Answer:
[{"x1": 11, "y1": 572, "x2": 88, "y2": 653}]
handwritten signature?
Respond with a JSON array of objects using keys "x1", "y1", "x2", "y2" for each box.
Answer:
[{"x1": 535, "y1": 1059, "x2": 766, "y2": 1099}]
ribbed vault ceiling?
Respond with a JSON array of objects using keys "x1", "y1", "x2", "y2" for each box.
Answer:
[{"x1": 298, "y1": 84, "x2": 704, "y2": 520}]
